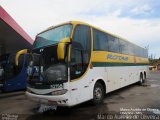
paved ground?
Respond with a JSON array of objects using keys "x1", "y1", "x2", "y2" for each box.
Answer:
[{"x1": 0, "y1": 70, "x2": 160, "y2": 120}]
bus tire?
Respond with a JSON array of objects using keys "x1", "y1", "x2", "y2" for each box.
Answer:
[
  {"x1": 138, "y1": 74, "x2": 143, "y2": 85},
  {"x1": 92, "y1": 82, "x2": 104, "y2": 105},
  {"x1": 143, "y1": 72, "x2": 146, "y2": 83}
]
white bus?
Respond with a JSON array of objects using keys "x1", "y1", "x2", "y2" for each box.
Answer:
[{"x1": 26, "y1": 21, "x2": 149, "y2": 107}]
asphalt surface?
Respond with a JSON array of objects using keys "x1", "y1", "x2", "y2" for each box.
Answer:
[{"x1": 0, "y1": 70, "x2": 160, "y2": 120}]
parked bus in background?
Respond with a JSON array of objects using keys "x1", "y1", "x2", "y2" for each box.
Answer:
[
  {"x1": 26, "y1": 21, "x2": 149, "y2": 107},
  {"x1": 0, "y1": 49, "x2": 28, "y2": 92}
]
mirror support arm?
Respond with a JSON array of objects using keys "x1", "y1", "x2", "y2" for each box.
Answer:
[{"x1": 15, "y1": 49, "x2": 28, "y2": 66}]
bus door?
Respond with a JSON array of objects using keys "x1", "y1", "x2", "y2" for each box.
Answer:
[{"x1": 70, "y1": 25, "x2": 91, "y2": 102}]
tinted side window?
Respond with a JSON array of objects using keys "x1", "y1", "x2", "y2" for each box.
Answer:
[
  {"x1": 138, "y1": 46, "x2": 142, "y2": 57},
  {"x1": 93, "y1": 28, "x2": 147, "y2": 58},
  {"x1": 128, "y1": 43, "x2": 134, "y2": 55},
  {"x1": 140, "y1": 48, "x2": 144, "y2": 57},
  {"x1": 134, "y1": 45, "x2": 138, "y2": 56},
  {"x1": 73, "y1": 25, "x2": 91, "y2": 51},
  {"x1": 93, "y1": 29, "x2": 107, "y2": 51},
  {"x1": 119, "y1": 39, "x2": 128, "y2": 54},
  {"x1": 144, "y1": 49, "x2": 148, "y2": 58},
  {"x1": 108, "y1": 35, "x2": 119, "y2": 53}
]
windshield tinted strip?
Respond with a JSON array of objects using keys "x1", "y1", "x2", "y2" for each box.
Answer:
[{"x1": 33, "y1": 24, "x2": 72, "y2": 49}]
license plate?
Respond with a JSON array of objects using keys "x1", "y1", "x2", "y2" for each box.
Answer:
[
  {"x1": 50, "y1": 84, "x2": 63, "y2": 89},
  {"x1": 38, "y1": 104, "x2": 57, "y2": 113}
]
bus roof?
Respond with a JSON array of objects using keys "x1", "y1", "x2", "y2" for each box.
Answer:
[{"x1": 37, "y1": 21, "x2": 146, "y2": 50}]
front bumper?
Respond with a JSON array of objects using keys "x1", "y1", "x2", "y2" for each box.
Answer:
[{"x1": 26, "y1": 91, "x2": 71, "y2": 107}]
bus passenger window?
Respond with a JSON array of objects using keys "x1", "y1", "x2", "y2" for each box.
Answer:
[
  {"x1": 93, "y1": 29, "x2": 107, "y2": 51},
  {"x1": 108, "y1": 35, "x2": 119, "y2": 53}
]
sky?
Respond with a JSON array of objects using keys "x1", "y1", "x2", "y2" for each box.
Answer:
[{"x1": 0, "y1": 0, "x2": 160, "y2": 58}]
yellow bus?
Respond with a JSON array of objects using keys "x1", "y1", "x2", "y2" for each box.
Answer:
[{"x1": 26, "y1": 21, "x2": 148, "y2": 108}]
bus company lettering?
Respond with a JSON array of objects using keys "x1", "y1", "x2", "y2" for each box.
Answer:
[{"x1": 107, "y1": 54, "x2": 128, "y2": 61}]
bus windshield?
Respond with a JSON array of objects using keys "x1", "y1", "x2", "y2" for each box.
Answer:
[{"x1": 33, "y1": 24, "x2": 72, "y2": 49}]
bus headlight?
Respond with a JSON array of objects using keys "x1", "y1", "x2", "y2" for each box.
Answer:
[{"x1": 51, "y1": 89, "x2": 68, "y2": 95}]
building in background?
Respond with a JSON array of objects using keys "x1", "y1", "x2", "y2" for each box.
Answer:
[
  {"x1": 0, "y1": 6, "x2": 33, "y2": 92},
  {"x1": 0, "y1": 6, "x2": 33, "y2": 55}
]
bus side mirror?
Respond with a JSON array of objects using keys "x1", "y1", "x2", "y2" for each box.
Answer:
[
  {"x1": 57, "y1": 38, "x2": 71, "y2": 60},
  {"x1": 15, "y1": 49, "x2": 28, "y2": 66}
]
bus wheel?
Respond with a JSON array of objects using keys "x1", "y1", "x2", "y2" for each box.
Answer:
[
  {"x1": 144, "y1": 72, "x2": 146, "y2": 83},
  {"x1": 92, "y1": 82, "x2": 104, "y2": 105},
  {"x1": 139, "y1": 74, "x2": 143, "y2": 85}
]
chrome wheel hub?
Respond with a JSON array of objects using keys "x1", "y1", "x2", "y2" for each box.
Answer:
[{"x1": 94, "y1": 87, "x2": 102, "y2": 100}]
